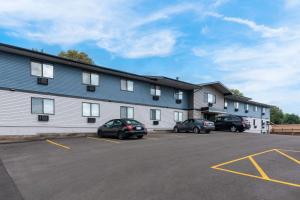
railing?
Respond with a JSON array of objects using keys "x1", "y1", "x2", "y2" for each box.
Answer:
[{"x1": 271, "y1": 124, "x2": 300, "y2": 136}]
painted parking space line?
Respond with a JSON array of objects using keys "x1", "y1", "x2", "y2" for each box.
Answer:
[
  {"x1": 46, "y1": 139, "x2": 71, "y2": 150},
  {"x1": 87, "y1": 137, "x2": 121, "y2": 144},
  {"x1": 275, "y1": 149, "x2": 300, "y2": 165},
  {"x1": 279, "y1": 148, "x2": 300, "y2": 153},
  {"x1": 211, "y1": 149, "x2": 300, "y2": 188}
]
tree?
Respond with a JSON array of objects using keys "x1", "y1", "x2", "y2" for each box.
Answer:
[
  {"x1": 230, "y1": 89, "x2": 244, "y2": 96},
  {"x1": 270, "y1": 106, "x2": 284, "y2": 124},
  {"x1": 282, "y1": 113, "x2": 300, "y2": 124},
  {"x1": 58, "y1": 50, "x2": 94, "y2": 64}
]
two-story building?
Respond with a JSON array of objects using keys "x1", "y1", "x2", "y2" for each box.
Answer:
[{"x1": 0, "y1": 43, "x2": 272, "y2": 136}]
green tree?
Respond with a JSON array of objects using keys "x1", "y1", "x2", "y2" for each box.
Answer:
[
  {"x1": 58, "y1": 50, "x2": 94, "y2": 64},
  {"x1": 282, "y1": 113, "x2": 300, "y2": 124},
  {"x1": 270, "y1": 106, "x2": 284, "y2": 124},
  {"x1": 230, "y1": 89, "x2": 244, "y2": 96}
]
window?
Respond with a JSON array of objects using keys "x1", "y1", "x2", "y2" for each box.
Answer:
[
  {"x1": 234, "y1": 102, "x2": 239, "y2": 109},
  {"x1": 31, "y1": 98, "x2": 54, "y2": 114},
  {"x1": 262, "y1": 107, "x2": 266, "y2": 114},
  {"x1": 204, "y1": 93, "x2": 216, "y2": 104},
  {"x1": 121, "y1": 79, "x2": 134, "y2": 91},
  {"x1": 31, "y1": 61, "x2": 53, "y2": 78},
  {"x1": 150, "y1": 109, "x2": 161, "y2": 121},
  {"x1": 174, "y1": 111, "x2": 183, "y2": 122},
  {"x1": 224, "y1": 100, "x2": 228, "y2": 109},
  {"x1": 82, "y1": 72, "x2": 99, "y2": 86},
  {"x1": 174, "y1": 90, "x2": 183, "y2": 100},
  {"x1": 151, "y1": 85, "x2": 161, "y2": 96},
  {"x1": 120, "y1": 106, "x2": 134, "y2": 119},
  {"x1": 82, "y1": 103, "x2": 100, "y2": 117},
  {"x1": 245, "y1": 104, "x2": 249, "y2": 111},
  {"x1": 253, "y1": 119, "x2": 256, "y2": 128},
  {"x1": 253, "y1": 106, "x2": 258, "y2": 112}
]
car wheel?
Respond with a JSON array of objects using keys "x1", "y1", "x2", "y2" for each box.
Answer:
[
  {"x1": 118, "y1": 132, "x2": 126, "y2": 140},
  {"x1": 193, "y1": 127, "x2": 200, "y2": 134},
  {"x1": 174, "y1": 127, "x2": 179, "y2": 133},
  {"x1": 137, "y1": 135, "x2": 143, "y2": 139},
  {"x1": 230, "y1": 126, "x2": 237, "y2": 132}
]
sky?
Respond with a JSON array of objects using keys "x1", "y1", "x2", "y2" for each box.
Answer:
[{"x1": 0, "y1": 0, "x2": 300, "y2": 114}]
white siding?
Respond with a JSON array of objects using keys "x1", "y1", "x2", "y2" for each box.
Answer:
[{"x1": 0, "y1": 90, "x2": 188, "y2": 135}]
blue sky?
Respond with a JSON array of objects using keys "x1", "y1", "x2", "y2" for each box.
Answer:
[{"x1": 1, "y1": 0, "x2": 300, "y2": 114}]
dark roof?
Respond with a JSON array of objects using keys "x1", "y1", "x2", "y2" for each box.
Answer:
[
  {"x1": 225, "y1": 95, "x2": 273, "y2": 108},
  {"x1": 0, "y1": 43, "x2": 200, "y2": 90},
  {"x1": 197, "y1": 81, "x2": 232, "y2": 95}
]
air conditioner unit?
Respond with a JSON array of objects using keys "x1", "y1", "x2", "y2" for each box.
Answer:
[
  {"x1": 153, "y1": 121, "x2": 159, "y2": 125},
  {"x1": 37, "y1": 77, "x2": 48, "y2": 85},
  {"x1": 208, "y1": 103, "x2": 213, "y2": 107},
  {"x1": 38, "y1": 115, "x2": 49, "y2": 121},
  {"x1": 245, "y1": 110, "x2": 249, "y2": 113},
  {"x1": 152, "y1": 96, "x2": 159, "y2": 101},
  {"x1": 234, "y1": 108, "x2": 239, "y2": 112},
  {"x1": 176, "y1": 99, "x2": 182, "y2": 104},
  {"x1": 87, "y1": 118, "x2": 96, "y2": 123},
  {"x1": 87, "y1": 85, "x2": 96, "y2": 92}
]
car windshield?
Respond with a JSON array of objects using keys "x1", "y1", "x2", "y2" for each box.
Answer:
[
  {"x1": 125, "y1": 119, "x2": 141, "y2": 125},
  {"x1": 194, "y1": 119, "x2": 203, "y2": 124}
]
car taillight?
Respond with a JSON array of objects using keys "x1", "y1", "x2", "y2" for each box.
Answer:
[{"x1": 126, "y1": 125, "x2": 133, "y2": 131}]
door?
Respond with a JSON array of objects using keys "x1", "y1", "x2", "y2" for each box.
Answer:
[
  {"x1": 186, "y1": 119, "x2": 195, "y2": 131},
  {"x1": 101, "y1": 120, "x2": 114, "y2": 136},
  {"x1": 111, "y1": 119, "x2": 124, "y2": 137}
]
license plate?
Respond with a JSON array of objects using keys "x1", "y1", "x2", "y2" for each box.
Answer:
[{"x1": 136, "y1": 127, "x2": 142, "y2": 130}]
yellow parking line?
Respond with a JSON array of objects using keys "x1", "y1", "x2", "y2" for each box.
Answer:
[
  {"x1": 211, "y1": 149, "x2": 275, "y2": 169},
  {"x1": 87, "y1": 137, "x2": 120, "y2": 144},
  {"x1": 249, "y1": 156, "x2": 270, "y2": 180},
  {"x1": 46, "y1": 139, "x2": 71, "y2": 150},
  {"x1": 274, "y1": 149, "x2": 300, "y2": 165}
]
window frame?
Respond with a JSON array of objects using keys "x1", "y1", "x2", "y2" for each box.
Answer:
[
  {"x1": 120, "y1": 79, "x2": 134, "y2": 92},
  {"x1": 82, "y1": 102, "x2": 100, "y2": 117},
  {"x1": 174, "y1": 111, "x2": 183, "y2": 122},
  {"x1": 120, "y1": 106, "x2": 134, "y2": 119},
  {"x1": 234, "y1": 102, "x2": 239, "y2": 109},
  {"x1": 31, "y1": 61, "x2": 54, "y2": 79},
  {"x1": 245, "y1": 104, "x2": 249, "y2": 111},
  {"x1": 224, "y1": 99, "x2": 228, "y2": 108},
  {"x1": 174, "y1": 90, "x2": 183, "y2": 100},
  {"x1": 204, "y1": 93, "x2": 216, "y2": 104},
  {"x1": 150, "y1": 85, "x2": 161, "y2": 96},
  {"x1": 82, "y1": 71, "x2": 99, "y2": 86},
  {"x1": 31, "y1": 97, "x2": 55, "y2": 115},
  {"x1": 150, "y1": 109, "x2": 161, "y2": 121}
]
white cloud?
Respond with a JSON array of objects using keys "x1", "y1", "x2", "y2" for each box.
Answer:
[
  {"x1": 285, "y1": 0, "x2": 300, "y2": 8},
  {"x1": 207, "y1": 12, "x2": 288, "y2": 38},
  {"x1": 192, "y1": 47, "x2": 208, "y2": 57}
]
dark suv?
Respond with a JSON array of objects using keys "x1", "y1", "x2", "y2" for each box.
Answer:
[{"x1": 214, "y1": 115, "x2": 250, "y2": 132}]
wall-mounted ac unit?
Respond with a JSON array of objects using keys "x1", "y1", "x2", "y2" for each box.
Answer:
[
  {"x1": 176, "y1": 99, "x2": 182, "y2": 104},
  {"x1": 38, "y1": 115, "x2": 49, "y2": 122},
  {"x1": 152, "y1": 96, "x2": 159, "y2": 101},
  {"x1": 153, "y1": 121, "x2": 159, "y2": 125},
  {"x1": 37, "y1": 77, "x2": 48, "y2": 85},
  {"x1": 87, "y1": 85, "x2": 96, "y2": 92},
  {"x1": 87, "y1": 118, "x2": 96, "y2": 123}
]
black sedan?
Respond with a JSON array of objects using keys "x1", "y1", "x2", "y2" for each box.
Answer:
[
  {"x1": 97, "y1": 119, "x2": 147, "y2": 140},
  {"x1": 173, "y1": 119, "x2": 215, "y2": 134}
]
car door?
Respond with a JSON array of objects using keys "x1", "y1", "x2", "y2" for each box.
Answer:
[
  {"x1": 224, "y1": 116, "x2": 232, "y2": 130},
  {"x1": 214, "y1": 117, "x2": 223, "y2": 130},
  {"x1": 111, "y1": 120, "x2": 124, "y2": 137},
  {"x1": 186, "y1": 119, "x2": 195, "y2": 131},
  {"x1": 101, "y1": 120, "x2": 114, "y2": 136},
  {"x1": 179, "y1": 120, "x2": 189, "y2": 131}
]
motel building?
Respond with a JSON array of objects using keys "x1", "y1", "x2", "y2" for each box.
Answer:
[{"x1": 0, "y1": 43, "x2": 271, "y2": 136}]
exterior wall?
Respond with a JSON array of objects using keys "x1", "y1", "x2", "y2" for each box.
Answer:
[
  {"x1": 193, "y1": 86, "x2": 225, "y2": 110},
  {"x1": 0, "y1": 51, "x2": 191, "y2": 109},
  {"x1": 0, "y1": 90, "x2": 188, "y2": 135}
]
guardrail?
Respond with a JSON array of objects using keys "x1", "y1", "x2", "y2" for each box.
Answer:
[{"x1": 271, "y1": 124, "x2": 300, "y2": 136}]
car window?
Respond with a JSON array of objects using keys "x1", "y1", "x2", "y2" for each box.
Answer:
[
  {"x1": 125, "y1": 119, "x2": 140, "y2": 125},
  {"x1": 195, "y1": 119, "x2": 202, "y2": 124},
  {"x1": 113, "y1": 120, "x2": 123, "y2": 127},
  {"x1": 183, "y1": 120, "x2": 189, "y2": 125},
  {"x1": 105, "y1": 120, "x2": 114, "y2": 127},
  {"x1": 216, "y1": 117, "x2": 223, "y2": 122},
  {"x1": 224, "y1": 117, "x2": 231, "y2": 121}
]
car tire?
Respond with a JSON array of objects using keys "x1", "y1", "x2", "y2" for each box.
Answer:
[
  {"x1": 137, "y1": 135, "x2": 143, "y2": 139},
  {"x1": 230, "y1": 126, "x2": 237, "y2": 132},
  {"x1": 193, "y1": 127, "x2": 200, "y2": 134},
  {"x1": 118, "y1": 132, "x2": 126, "y2": 140},
  {"x1": 174, "y1": 127, "x2": 179, "y2": 133}
]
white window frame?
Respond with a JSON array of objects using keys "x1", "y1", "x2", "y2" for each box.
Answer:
[
  {"x1": 224, "y1": 100, "x2": 228, "y2": 108},
  {"x1": 262, "y1": 107, "x2": 266, "y2": 113},
  {"x1": 254, "y1": 106, "x2": 258, "y2": 112},
  {"x1": 31, "y1": 61, "x2": 54, "y2": 78},
  {"x1": 151, "y1": 85, "x2": 161, "y2": 96},
  {"x1": 31, "y1": 97, "x2": 55, "y2": 115},
  {"x1": 174, "y1": 90, "x2": 183, "y2": 100},
  {"x1": 121, "y1": 79, "x2": 134, "y2": 92},
  {"x1": 82, "y1": 72, "x2": 99, "y2": 86},
  {"x1": 245, "y1": 104, "x2": 249, "y2": 111},
  {"x1": 82, "y1": 103, "x2": 100, "y2": 117},
  {"x1": 120, "y1": 106, "x2": 134, "y2": 119},
  {"x1": 205, "y1": 93, "x2": 216, "y2": 104},
  {"x1": 174, "y1": 111, "x2": 183, "y2": 122},
  {"x1": 234, "y1": 102, "x2": 239, "y2": 109},
  {"x1": 150, "y1": 109, "x2": 161, "y2": 121}
]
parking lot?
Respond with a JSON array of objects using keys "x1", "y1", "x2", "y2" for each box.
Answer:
[{"x1": 0, "y1": 131, "x2": 299, "y2": 200}]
